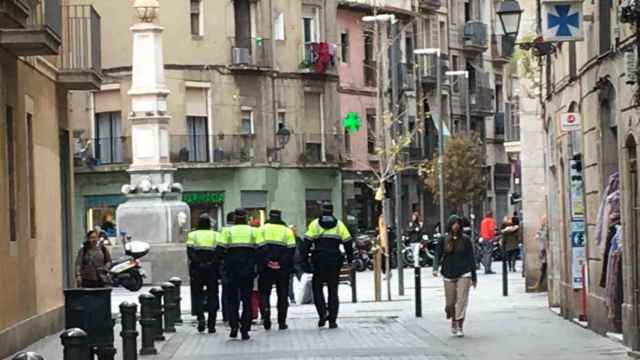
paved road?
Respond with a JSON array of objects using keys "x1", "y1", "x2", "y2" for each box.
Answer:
[{"x1": 8, "y1": 263, "x2": 628, "y2": 360}]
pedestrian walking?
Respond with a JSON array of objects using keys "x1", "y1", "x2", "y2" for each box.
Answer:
[
  {"x1": 433, "y1": 215, "x2": 477, "y2": 338},
  {"x1": 529, "y1": 216, "x2": 548, "y2": 291},
  {"x1": 219, "y1": 208, "x2": 259, "y2": 341},
  {"x1": 220, "y1": 211, "x2": 235, "y2": 323},
  {"x1": 407, "y1": 212, "x2": 423, "y2": 243},
  {"x1": 256, "y1": 210, "x2": 296, "y2": 330},
  {"x1": 500, "y1": 216, "x2": 520, "y2": 272},
  {"x1": 289, "y1": 225, "x2": 303, "y2": 304},
  {"x1": 186, "y1": 214, "x2": 222, "y2": 333},
  {"x1": 479, "y1": 211, "x2": 497, "y2": 274},
  {"x1": 300, "y1": 203, "x2": 353, "y2": 329},
  {"x1": 75, "y1": 230, "x2": 112, "y2": 288}
]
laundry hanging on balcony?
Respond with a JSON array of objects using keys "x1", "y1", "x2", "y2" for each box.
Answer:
[{"x1": 306, "y1": 42, "x2": 336, "y2": 74}]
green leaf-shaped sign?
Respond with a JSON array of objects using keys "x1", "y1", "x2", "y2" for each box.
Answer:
[{"x1": 342, "y1": 112, "x2": 361, "y2": 133}]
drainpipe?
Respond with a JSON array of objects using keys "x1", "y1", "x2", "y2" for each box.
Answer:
[{"x1": 321, "y1": 93, "x2": 326, "y2": 162}]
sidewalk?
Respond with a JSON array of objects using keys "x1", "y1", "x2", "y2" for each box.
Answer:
[{"x1": 7, "y1": 263, "x2": 628, "y2": 360}]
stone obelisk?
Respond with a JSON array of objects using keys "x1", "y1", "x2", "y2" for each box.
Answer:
[{"x1": 116, "y1": 0, "x2": 190, "y2": 283}]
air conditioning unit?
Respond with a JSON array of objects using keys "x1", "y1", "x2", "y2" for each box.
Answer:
[{"x1": 232, "y1": 47, "x2": 251, "y2": 65}]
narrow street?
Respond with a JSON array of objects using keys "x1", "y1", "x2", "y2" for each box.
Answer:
[{"x1": 11, "y1": 265, "x2": 626, "y2": 360}]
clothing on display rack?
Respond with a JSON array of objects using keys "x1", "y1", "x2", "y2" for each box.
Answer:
[{"x1": 595, "y1": 172, "x2": 620, "y2": 247}]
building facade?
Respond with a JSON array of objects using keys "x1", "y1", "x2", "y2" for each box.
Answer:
[
  {"x1": 69, "y1": 0, "x2": 345, "y2": 247},
  {"x1": 540, "y1": 0, "x2": 640, "y2": 353},
  {"x1": 0, "y1": 1, "x2": 102, "y2": 357}
]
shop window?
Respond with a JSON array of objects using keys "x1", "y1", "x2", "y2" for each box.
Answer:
[{"x1": 183, "y1": 192, "x2": 225, "y2": 230}]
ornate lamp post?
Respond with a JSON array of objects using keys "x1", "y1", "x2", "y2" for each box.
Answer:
[{"x1": 496, "y1": 1, "x2": 523, "y2": 57}]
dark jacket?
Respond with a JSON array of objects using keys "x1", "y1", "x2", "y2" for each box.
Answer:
[
  {"x1": 501, "y1": 225, "x2": 520, "y2": 252},
  {"x1": 256, "y1": 220, "x2": 295, "y2": 273},
  {"x1": 75, "y1": 243, "x2": 112, "y2": 284},
  {"x1": 434, "y1": 234, "x2": 477, "y2": 284}
]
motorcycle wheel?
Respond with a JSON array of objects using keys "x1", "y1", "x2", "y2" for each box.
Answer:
[
  {"x1": 353, "y1": 259, "x2": 366, "y2": 272},
  {"x1": 402, "y1": 250, "x2": 414, "y2": 268},
  {"x1": 419, "y1": 254, "x2": 432, "y2": 267},
  {"x1": 122, "y1": 271, "x2": 143, "y2": 291},
  {"x1": 366, "y1": 260, "x2": 374, "y2": 271}
]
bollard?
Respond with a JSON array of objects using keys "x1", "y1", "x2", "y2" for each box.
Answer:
[
  {"x1": 120, "y1": 301, "x2": 138, "y2": 360},
  {"x1": 502, "y1": 248, "x2": 509, "y2": 297},
  {"x1": 138, "y1": 294, "x2": 157, "y2": 356},
  {"x1": 413, "y1": 243, "x2": 422, "y2": 318},
  {"x1": 12, "y1": 352, "x2": 44, "y2": 360},
  {"x1": 169, "y1": 277, "x2": 183, "y2": 325},
  {"x1": 161, "y1": 282, "x2": 177, "y2": 333},
  {"x1": 94, "y1": 346, "x2": 116, "y2": 360},
  {"x1": 149, "y1": 288, "x2": 166, "y2": 341},
  {"x1": 350, "y1": 265, "x2": 357, "y2": 303},
  {"x1": 60, "y1": 328, "x2": 91, "y2": 360}
]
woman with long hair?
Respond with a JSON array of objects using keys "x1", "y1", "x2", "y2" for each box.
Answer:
[
  {"x1": 433, "y1": 215, "x2": 477, "y2": 337},
  {"x1": 75, "y1": 230, "x2": 112, "y2": 288}
]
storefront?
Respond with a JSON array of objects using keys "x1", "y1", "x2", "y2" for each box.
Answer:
[{"x1": 182, "y1": 191, "x2": 225, "y2": 230}]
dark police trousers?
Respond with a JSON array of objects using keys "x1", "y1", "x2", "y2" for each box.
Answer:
[
  {"x1": 225, "y1": 274, "x2": 254, "y2": 332},
  {"x1": 258, "y1": 268, "x2": 290, "y2": 325},
  {"x1": 190, "y1": 266, "x2": 219, "y2": 327},
  {"x1": 312, "y1": 264, "x2": 340, "y2": 322}
]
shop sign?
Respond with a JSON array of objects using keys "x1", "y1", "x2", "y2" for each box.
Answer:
[
  {"x1": 570, "y1": 220, "x2": 586, "y2": 289},
  {"x1": 183, "y1": 192, "x2": 225, "y2": 205},
  {"x1": 560, "y1": 112, "x2": 581, "y2": 132}
]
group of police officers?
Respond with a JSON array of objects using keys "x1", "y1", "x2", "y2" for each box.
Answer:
[{"x1": 186, "y1": 203, "x2": 353, "y2": 340}]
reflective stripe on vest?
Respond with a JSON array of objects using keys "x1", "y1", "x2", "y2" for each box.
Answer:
[{"x1": 187, "y1": 230, "x2": 216, "y2": 249}]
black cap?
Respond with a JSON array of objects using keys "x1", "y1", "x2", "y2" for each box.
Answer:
[
  {"x1": 234, "y1": 208, "x2": 247, "y2": 218},
  {"x1": 197, "y1": 213, "x2": 211, "y2": 230},
  {"x1": 226, "y1": 211, "x2": 235, "y2": 225},
  {"x1": 269, "y1": 209, "x2": 282, "y2": 218},
  {"x1": 321, "y1": 202, "x2": 333, "y2": 215}
]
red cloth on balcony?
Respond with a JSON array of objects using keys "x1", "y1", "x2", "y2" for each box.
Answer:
[{"x1": 312, "y1": 42, "x2": 331, "y2": 73}]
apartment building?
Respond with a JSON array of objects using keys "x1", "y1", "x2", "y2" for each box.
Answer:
[
  {"x1": 0, "y1": 0, "x2": 102, "y2": 357},
  {"x1": 69, "y1": 0, "x2": 345, "y2": 241},
  {"x1": 540, "y1": 0, "x2": 640, "y2": 352}
]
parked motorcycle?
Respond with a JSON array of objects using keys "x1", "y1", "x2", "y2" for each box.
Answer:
[
  {"x1": 110, "y1": 232, "x2": 149, "y2": 291},
  {"x1": 352, "y1": 234, "x2": 374, "y2": 272},
  {"x1": 401, "y1": 233, "x2": 433, "y2": 267}
]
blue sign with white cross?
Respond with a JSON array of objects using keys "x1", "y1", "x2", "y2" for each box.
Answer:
[{"x1": 542, "y1": 1, "x2": 584, "y2": 42}]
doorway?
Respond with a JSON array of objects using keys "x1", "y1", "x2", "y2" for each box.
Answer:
[{"x1": 626, "y1": 135, "x2": 639, "y2": 347}]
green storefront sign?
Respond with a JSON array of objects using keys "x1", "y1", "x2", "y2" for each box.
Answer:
[{"x1": 183, "y1": 192, "x2": 225, "y2": 205}]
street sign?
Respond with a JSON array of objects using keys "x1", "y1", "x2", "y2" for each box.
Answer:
[
  {"x1": 560, "y1": 112, "x2": 581, "y2": 131},
  {"x1": 542, "y1": 1, "x2": 584, "y2": 42}
]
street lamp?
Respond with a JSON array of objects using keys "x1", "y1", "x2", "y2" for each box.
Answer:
[
  {"x1": 275, "y1": 123, "x2": 291, "y2": 149},
  {"x1": 133, "y1": 0, "x2": 160, "y2": 23},
  {"x1": 445, "y1": 70, "x2": 471, "y2": 134},
  {"x1": 362, "y1": 14, "x2": 396, "y2": 23},
  {"x1": 496, "y1": 0, "x2": 523, "y2": 38},
  {"x1": 415, "y1": 48, "x2": 445, "y2": 257}
]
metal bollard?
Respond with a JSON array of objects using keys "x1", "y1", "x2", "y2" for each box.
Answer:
[
  {"x1": 502, "y1": 248, "x2": 509, "y2": 297},
  {"x1": 413, "y1": 243, "x2": 422, "y2": 318},
  {"x1": 149, "y1": 287, "x2": 166, "y2": 341},
  {"x1": 94, "y1": 346, "x2": 116, "y2": 360},
  {"x1": 169, "y1": 277, "x2": 183, "y2": 325},
  {"x1": 12, "y1": 352, "x2": 44, "y2": 360},
  {"x1": 120, "y1": 301, "x2": 138, "y2": 360},
  {"x1": 350, "y1": 265, "x2": 357, "y2": 303},
  {"x1": 161, "y1": 282, "x2": 177, "y2": 333},
  {"x1": 60, "y1": 328, "x2": 91, "y2": 360},
  {"x1": 138, "y1": 294, "x2": 157, "y2": 356}
]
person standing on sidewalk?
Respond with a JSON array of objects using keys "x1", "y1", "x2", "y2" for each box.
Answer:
[
  {"x1": 219, "y1": 208, "x2": 259, "y2": 340},
  {"x1": 300, "y1": 203, "x2": 353, "y2": 329},
  {"x1": 479, "y1": 211, "x2": 497, "y2": 274},
  {"x1": 500, "y1": 216, "x2": 520, "y2": 272},
  {"x1": 186, "y1": 214, "x2": 222, "y2": 333},
  {"x1": 256, "y1": 210, "x2": 296, "y2": 330},
  {"x1": 75, "y1": 230, "x2": 112, "y2": 288},
  {"x1": 288, "y1": 225, "x2": 303, "y2": 304},
  {"x1": 433, "y1": 215, "x2": 477, "y2": 337}
]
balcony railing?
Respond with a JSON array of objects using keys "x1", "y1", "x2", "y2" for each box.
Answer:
[
  {"x1": 229, "y1": 37, "x2": 272, "y2": 68},
  {"x1": 399, "y1": 62, "x2": 415, "y2": 91},
  {"x1": 171, "y1": 134, "x2": 266, "y2": 164},
  {"x1": 495, "y1": 112, "x2": 505, "y2": 140},
  {"x1": 301, "y1": 42, "x2": 336, "y2": 74},
  {"x1": 291, "y1": 133, "x2": 345, "y2": 165},
  {"x1": 0, "y1": 0, "x2": 62, "y2": 56},
  {"x1": 59, "y1": 5, "x2": 100, "y2": 72},
  {"x1": 420, "y1": 53, "x2": 449, "y2": 89},
  {"x1": 463, "y1": 21, "x2": 488, "y2": 53},
  {"x1": 74, "y1": 137, "x2": 131, "y2": 167}
]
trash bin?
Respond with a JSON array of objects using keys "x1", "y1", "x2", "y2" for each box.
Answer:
[{"x1": 63, "y1": 288, "x2": 114, "y2": 350}]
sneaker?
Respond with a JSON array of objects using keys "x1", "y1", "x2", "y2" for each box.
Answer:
[
  {"x1": 456, "y1": 320, "x2": 465, "y2": 337},
  {"x1": 451, "y1": 321, "x2": 458, "y2": 335}
]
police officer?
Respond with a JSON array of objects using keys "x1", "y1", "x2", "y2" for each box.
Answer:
[
  {"x1": 257, "y1": 210, "x2": 296, "y2": 330},
  {"x1": 301, "y1": 203, "x2": 353, "y2": 329},
  {"x1": 219, "y1": 208, "x2": 259, "y2": 340},
  {"x1": 220, "y1": 211, "x2": 236, "y2": 323},
  {"x1": 186, "y1": 214, "x2": 222, "y2": 333}
]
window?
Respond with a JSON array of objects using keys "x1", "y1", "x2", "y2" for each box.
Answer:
[
  {"x1": 6, "y1": 106, "x2": 16, "y2": 241},
  {"x1": 190, "y1": 0, "x2": 203, "y2": 36},
  {"x1": 569, "y1": 42, "x2": 577, "y2": 79},
  {"x1": 185, "y1": 116, "x2": 208, "y2": 162},
  {"x1": 302, "y1": 5, "x2": 320, "y2": 62},
  {"x1": 27, "y1": 113, "x2": 35, "y2": 238},
  {"x1": 464, "y1": 0, "x2": 472, "y2": 22},
  {"x1": 599, "y1": 0, "x2": 612, "y2": 54},
  {"x1": 241, "y1": 190, "x2": 267, "y2": 226},
  {"x1": 345, "y1": 129, "x2": 351, "y2": 154},
  {"x1": 452, "y1": 55, "x2": 460, "y2": 93},
  {"x1": 277, "y1": 110, "x2": 286, "y2": 129},
  {"x1": 341, "y1": 31, "x2": 349, "y2": 63},
  {"x1": 450, "y1": 0, "x2": 456, "y2": 25},
  {"x1": 95, "y1": 111, "x2": 122, "y2": 164},
  {"x1": 439, "y1": 21, "x2": 447, "y2": 54},
  {"x1": 367, "y1": 111, "x2": 376, "y2": 154},
  {"x1": 274, "y1": 13, "x2": 285, "y2": 41},
  {"x1": 364, "y1": 31, "x2": 376, "y2": 86},
  {"x1": 241, "y1": 109, "x2": 254, "y2": 134}
]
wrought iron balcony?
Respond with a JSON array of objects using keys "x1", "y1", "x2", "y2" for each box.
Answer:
[
  {"x1": 463, "y1": 21, "x2": 488, "y2": 54},
  {"x1": 57, "y1": 5, "x2": 102, "y2": 90},
  {"x1": 0, "y1": 0, "x2": 29, "y2": 28},
  {"x1": 0, "y1": 0, "x2": 62, "y2": 56}
]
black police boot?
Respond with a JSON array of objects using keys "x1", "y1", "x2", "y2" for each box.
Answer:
[
  {"x1": 279, "y1": 323, "x2": 288, "y2": 330},
  {"x1": 318, "y1": 316, "x2": 327, "y2": 328},
  {"x1": 229, "y1": 328, "x2": 238, "y2": 339},
  {"x1": 197, "y1": 315, "x2": 205, "y2": 333},
  {"x1": 208, "y1": 313, "x2": 216, "y2": 333},
  {"x1": 241, "y1": 331, "x2": 251, "y2": 341},
  {"x1": 329, "y1": 321, "x2": 338, "y2": 329},
  {"x1": 263, "y1": 318, "x2": 272, "y2": 331}
]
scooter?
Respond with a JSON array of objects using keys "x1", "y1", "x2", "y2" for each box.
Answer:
[
  {"x1": 401, "y1": 233, "x2": 432, "y2": 267},
  {"x1": 352, "y1": 234, "x2": 373, "y2": 272},
  {"x1": 110, "y1": 232, "x2": 150, "y2": 291}
]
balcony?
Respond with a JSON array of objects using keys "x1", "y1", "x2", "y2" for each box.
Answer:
[
  {"x1": 171, "y1": 134, "x2": 267, "y2": 165},
  {"x1": 74, "y1": 137, "x2": 132, "y2": 169},
  {"x1": 292, "y1": 133, "x2": 345, "y2": 166},
  {"x1": 300, "y1": 42, "x2": 336, "y2": 75},
  {"x1": 491, "y1": 34, "x2": 513, "y2": 65},
  {"x1": 399, "y1": 62, "x2": 415, "y2": 92},
  {"x1": 494, "y1": 112, "x2": 505, "y2": 141},
  {"x1": 57, "y1": 5, "x2": 102, "y2": 90},
  {"x1": 420, "y1": 54, "x2": 449, "y2": 91},
  {"x1": 0, "y1": 0, "x2": 61, "y2": 56},
  {"x1": 228, "y1": 37, "x2": 272, "y2": 71},
  {"x1": 0, "y1": 0, "x2": 29, "y2": 28},
  {"x1": 462, "y1": 21, "x2": 488, "y2": 54},
  {"x1": 468, "y1": 65, "x2": 494, "y2": 115},
  {"x1": 418, "y1": 0, "x2": 442, "y2": 11}
]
